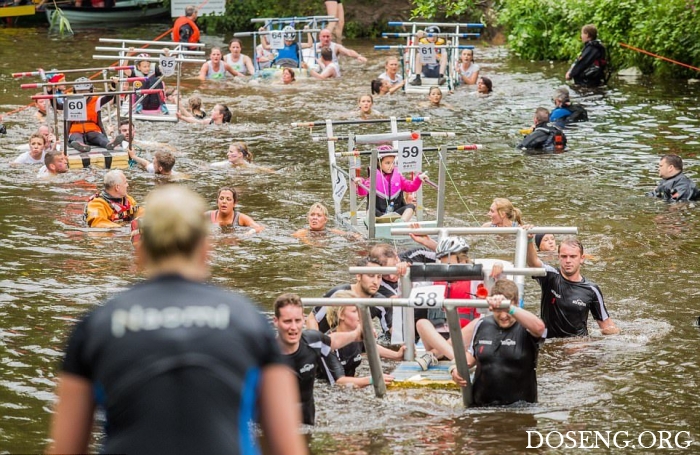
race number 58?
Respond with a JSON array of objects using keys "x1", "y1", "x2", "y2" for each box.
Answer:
[
  {"x1": 408, "y1": 285, "x2": 445, "y2": 308},
  {"x1": 66, "y1": 96, "x2": 87, "y2": 121},
  {"x1": 159, "y1": 56, "x2": 176, "y2": 77}
]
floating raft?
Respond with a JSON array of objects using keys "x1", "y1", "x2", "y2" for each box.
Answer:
[
  {"x1": 389, "y1": 360, "x2": 459, "y2": 390},
  {"x1": 67, "y1": 148, "x2": 129, "y2": 169},
  {"x1": 118, "y1": 103, "x2": 178, "y2": 123}
]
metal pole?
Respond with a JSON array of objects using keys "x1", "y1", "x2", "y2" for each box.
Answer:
[
  {"x1": 445, "y1": 308, "x2": 472, "y2": 407},
  {"x1": 437, "y1": 145, "x2": 447, "y2": 227},
  {"x1": 513, "y1": 227, "x2": 529, "y2": 308},
  {"x1": 400, "y1": 273, "x2": 415, "y2": 361},
  {"x1": 360, "y1": 305, "x2": 386, "y2": 398},
  {"x1": 368, "y1": 148, "x2": 378, "y2": 239},
  {"x1": 326, "y1": 119, "x2": 341, "y2": 221},
  {"x1": 348, "y1": 132, "x2": 357, "y2": 227}
]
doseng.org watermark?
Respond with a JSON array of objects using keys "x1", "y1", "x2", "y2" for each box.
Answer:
[{"x1": 527, "y1": 430, "x2": 693, "y2": 450}]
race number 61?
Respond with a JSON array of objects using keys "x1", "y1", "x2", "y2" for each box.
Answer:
[
  {"x1": 66, "y1": 96, "x2": 87, "y2": 121},
  {"x1": 408, "y1": 285, "x2": 445, "y2": 308}
]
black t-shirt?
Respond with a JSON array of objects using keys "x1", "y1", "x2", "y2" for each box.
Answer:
[
  {"x1": 283, "y1": 330, "x2": 344, "y2": 425},
  {"x1": 533, "y1": 264, "x2": 610, "y2": 338},
  {"x1": 469, "y1": 316, "x2": 542, "y2": 406},
  {"x1": 62, "y1": 274, "x2": 284, "y2": 455}
]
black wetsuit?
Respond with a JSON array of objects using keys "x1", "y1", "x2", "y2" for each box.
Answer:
[
  {"x1": 532, "y1": 264, "x2": 611, "y2": 338},
  {"x1": 469, "y1": 315, "x2": 542, "y2": 406},
  {"x1": 647, "y1": 172, "x2": 700, "y2": 202},
  {"x1": 517, "y1": 121, "x2": 567, "y2": 151},
  {"x1": 569, "y1": 39, "x2": 607, "y2": 87},
  {"x1": 61, "y1": 274, "x2": 283, "y2": 454},
  {"x1": 284, "y1": 330, "x2": 344, "y2": 425}
]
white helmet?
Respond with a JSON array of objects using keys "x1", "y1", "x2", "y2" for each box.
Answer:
[
  {"x1": 283, "y1": 26, "x2": 296, "y2": 41},
  {"x1": 74, "y1": 77, "x2": 93, "y2": 91},
  {"x1": 436, "y1": 237, "x2": 470, "y2": 259}
]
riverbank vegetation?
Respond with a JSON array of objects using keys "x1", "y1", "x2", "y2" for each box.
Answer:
[{"x1": 412, "y1": 0, "x2": 700, "y2": 77}]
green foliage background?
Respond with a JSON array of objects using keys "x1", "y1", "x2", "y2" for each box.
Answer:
[{"x1": 411, "y1": 0, "x2": 700, "y2": 77}]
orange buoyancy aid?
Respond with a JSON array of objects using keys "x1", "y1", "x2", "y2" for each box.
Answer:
[
  {"x1": 68, "y1": 96, "x2": 102, "y2": 135},
  {"x1": 172, "y1": 16, "x2": 200, "y2": 44}
]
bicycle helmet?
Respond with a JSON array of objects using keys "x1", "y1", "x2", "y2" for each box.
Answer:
[
  {"x1": 377, "y1": 144, "x2": 397, "y2": 159},
  {"x1": 74, "y1": 77, "x2": 93, "y2": 91},
  {"x1": 435, "y1": 236, "x2": 470, "y2": 259},
  {"x1": 137, "y1": 53, "x2": 151, "y2": 59},
  {"x1": 283, "y1": 26, "x2": 297, "y2": 41},
  {"x1": 425, "y1": 25, "x2": 441, "y2": 35}
]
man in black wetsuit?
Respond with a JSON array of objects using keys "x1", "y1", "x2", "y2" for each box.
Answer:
[
  {"x1": 647, "y1": 154, "x2": 699, "y2": 202},
  {"x1": 525, "y1": 231, "x2": 620, "y2": 338},
  {"x1": 274, "y1": 293, "x2": 350, "y2": 425},
  {"x1": 517, "y1": 107, "x2": 567, "y2": 152},
  {"x1": 451, "y1": 279, "x2": 546, "y2": 406},
  {"x1": 49, "y1": 186, "x2": 306, "y2": 455},
  {"x1": 566, "y1": 24, "x2": 607, "y2": 87}
]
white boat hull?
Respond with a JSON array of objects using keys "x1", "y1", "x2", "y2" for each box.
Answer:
[{"x1": 45, "y1": 0, "x2": 168, "y2": 25}]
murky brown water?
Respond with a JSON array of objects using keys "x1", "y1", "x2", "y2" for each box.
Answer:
[{"x1": 1, "y1": 22, "x2": 699, "y2": 454}]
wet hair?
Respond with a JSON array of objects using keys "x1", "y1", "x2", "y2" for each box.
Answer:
[
  {"x1": 325, "y1": 290, "x2": 358, "y2": 328},
  {"x1": 492, "y1": 197, "x2": 523, "y2": 225},
  {"x1": 103, "y1": 169, "x2": 125, "y2": 190},
  {"x1": 228, "y1": 37, "x2": 243, "y2": 47},
  {"x1": 428, "y1": 86, "x2": 443, "y2": 97},
  {"x1": 282, "y1": 67, "x2": 296, "y2": 82},
  {"x1": 535, "y1": 107, "x2": 550, "y2": 124},
  {"x1": 661, "y1": 154, "x2": 683, "y2": 172},
  {"x1": 582, "y1": 24, "x2": 598, "y2": 41},
  {"x1": 371, "y1": 79, "x2": 383, "y2": 95},
  {"x1": 119, "y1": 119, "x2": 134, "y2": 129},
  {"x1": 319, "y1": 46, "x2": 333, "y2": 62},
  {"x1": 140, "y1": 186, "x2": 209, "y2": 262},
  {"x1": 358, "y1": 94, "x2": 374, "y2": 105},
  {"x1": 185, "y1": 5, "x2": 196, "y2": 16},
  {"x1": 558, "y1": 236, "x2": 584, "y2": 256},
  {"x1": 356, "y1": 256, "x2": 381, "y2": 267},
  {"x1": 44, "y1": 149, "x2": 63, "y2": 167},
  {"x1": 29, "y1": 133, "x2": 46, "y2": 145},
  {"x1": 369, "y1": 243, "x2": 398, "y2": 266},
  {"x1": 274, "y1": 292, "x2": 303, "y2": 317},
  {"x1": 188, "y1": 96, "x2": 202, "y2": 111},
  {"x1": 307, "y1": 201, "x2": 329, "y2": 218},
  {"x1": 154, "y1": 150, "x2": 176, "y2": 173},
  {"x1": 231, "y1": 141, "x2": 253, "y2": 162},
  {"x1": 490, "y1": 278, "x2": 519, "y2": 304},
  {"x1": 215, "y1": 104, "x2": 232, "y2": 123},
  {"x1": 479, "y1": 76, "x2": 493, "y2": 93},
  {"x1": 217, "y1": 186, "x2": 238, "y2": 203}
]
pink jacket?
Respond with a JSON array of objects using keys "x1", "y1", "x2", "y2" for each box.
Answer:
[{"x1": 357, "y1": 169, "x2": 423, "y2": 199}]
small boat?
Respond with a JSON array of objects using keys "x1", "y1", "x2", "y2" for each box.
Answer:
[{"x1": 44, "y1": 0, "x2": 168, "y2": 26}]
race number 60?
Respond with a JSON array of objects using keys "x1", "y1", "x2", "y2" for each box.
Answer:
[{"x1": 66, "y1": 96, "x2": 87, "y2": 122}]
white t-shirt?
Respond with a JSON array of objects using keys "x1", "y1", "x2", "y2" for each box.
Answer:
[
  {"x1": 13, "y1": 151, "x2": 45, "y2": 164},
  {"x1": 378, "y1": 72, "x2": 403, "y2": 84},
  {"x1": 457, "y1": 62, "x2": 481, "y2": 82}
]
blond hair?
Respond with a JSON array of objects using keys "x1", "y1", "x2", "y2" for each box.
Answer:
[
  {"x1": 140, "y1": 186, "x2": 209, "y2": 262},
  {"x1": 492, "y1": 197, "x2": 523, "y2": 226},
  {"x1": 325, "y1": 290, "x2": 358, "y2": 329}
]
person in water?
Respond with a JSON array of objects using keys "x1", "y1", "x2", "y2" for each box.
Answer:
[
  {"x1": 354, "y1": 145, "x2": 428, "y2": 222},
  {"x1": 566, "y1": 24, "x2": 607, "y2": 87},
  {"x1": 483, "y1": 197, "x2": 523, "y2": 227},
  {"x1": 13, "y1": 133, "x2": 46, "y2": 165},
  {"x1": 450, "y1": 278, "x2": 546, "y2": 406},
  {"x1": 456, "y1": 48, "x2": 480, "y2": 85},
  {"x1": 128, "y1": 149, "x2": 177, "y2": 176},
  {"x1": 172, "y1": 4, "x2": 200, "y2": 50},
  {"x1": 420, "y1": 86, "x2": 453, "y2": 109},
  {"x1": 292, "y1": 202, "x2": 361, "y2": 242},
  {"x1": 276, "y1": 67, "x2": 296, "y2": 85},
  {"x1": 37, "y1": 149, "x2": 69, "y2": 179},
  {"x1": 177, "y1": 103, "x2": 232, "y2": 125},
  {"x1": 647, "y1": 154, "x2": 700, "y2": 202},
  {"x1": 206, "y1": 187, "x2": 264, "y2": 234},
  {"x1": 224, "y1": 38, "x2": 255, "y2": 77},
  {"x1": 517, "y1": 107, "x2": 567, "y2": 152},
  {"x1": 378, "y1": 56, "x2": 404, "y2": 92},
  {"x1": 535, "y1": 233, "x2": 557, "y2": 252},
  {"x1": 550, "y1": 88, "x2": 588, "y2": 127},
  {"x1": 356, "y1": 94, "x2": 382, "y2": 119},
  {"x1": 371, "y1": 78, "x2": 392, "y2": 95},
  {"x1": 210, "y1": 142, "x2": 274, "y2": 173},
  {"x1": 179, "y1": 95, "x2": 206, "y2": 119},
  {"x1": 302, "y1": 47, "x2": 340, "y2": 80},
  {"x1": 525, "y1": 229, "x2": 620, "y2": 337},
  {"x1": 476, "y1": 76, "x2": 493, "y2": 95},
  {"x1": 50, "y1": 185, "x2": 304, "y2": 455},
  {"x1": 67, "y1": 77, "x2": 124, "y2": 153},
  {"x1": 84, "y1": 170, "x2": 142, "y2": 228},
  {"x1": 198, "y1": 47, "x2": 242, "y2": 81}
]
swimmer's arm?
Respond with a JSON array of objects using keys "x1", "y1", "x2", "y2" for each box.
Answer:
[
  {"x1": 337, "y1": 374, "x2": 394, "y2": 388},
  {"x1": 388, "y1": 80, "x2": 404, "y2": 94},
  {"x1": 197, "y1": 62, "x2": 208, "y2": 81},
  {"x1": 127, "y1": 148, "x2": 150, "y2": 170},
  {"x1": 598, "y1": 318, "x2": 620, "y2": 335},
  {"x1": 176, "y1": 111, "x2": 208, "y2": 124},
  {"x1": 451, "y1": 320, "x2": 479, "y2": 387},
  {"x1": 239, "y1": 213, "x2": 264, "y2": 233},
  {"x1": 329, "y1": 326, "x2": 363, "y2": 350},
  {"x1": 377, "y1": 344, "x2": 405, "y2": 361},
  {"x1": 337, "y1": 44, "x2": 366, "y2": 63},
  {"x1": 258, "y1": 365, "x2": 307, "y2": 455},
  {"x1": 47, "y1": 373, "x2": 95, "y2": 454},
  {"x1": 408, "y1": 222, "x2": 437, "y2": 250},
  {"x1": 522, "y1": 224, "x2": 543, "y2": 268},
  {"x1": 223, "y1": 63, "x2": 242, "y2": 78}
]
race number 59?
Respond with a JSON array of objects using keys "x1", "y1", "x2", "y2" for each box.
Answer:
[
  {"x1": 159, "y1": 56, "x2": 176, "y2": 77},
  {"x1": 66, "y1": 96, "x2": 87, "y2": 121},
  {"x1": 408, "y1": 285, "x2": 445, "y2": 308},
  {"x1": 269, "y1": 31, "x2": 285, "y2": 50},
  {"x1": 396, "y1": 139, "x2": 423, "y2": 173},
  {"x1": 419, "y1": 43, "x2": 436, "y2": 65}
]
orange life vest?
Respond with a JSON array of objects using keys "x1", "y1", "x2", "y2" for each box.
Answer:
[
  {"x1": 68, "y1": 96, "x2": 102, "y2": 135},
  {"x1": 172, "y1": 16, "x2": 200, "y2": 44}
]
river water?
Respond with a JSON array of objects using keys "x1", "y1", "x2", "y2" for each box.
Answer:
[{"x1": 0, "y1": 23, "x2": 699, "y2": 454}]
